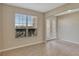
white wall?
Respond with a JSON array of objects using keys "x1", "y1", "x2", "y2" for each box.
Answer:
[{"x1": 58, "y1": 12, "x2": 79, "y2": 43}]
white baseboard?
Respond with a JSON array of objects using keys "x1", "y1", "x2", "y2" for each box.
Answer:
[
  {"x1": 0, "y1": 41, "x2": 44, "y2": 52},
  {"x1": 61, "y1": 39, "x2": 79, "y2": 45}
]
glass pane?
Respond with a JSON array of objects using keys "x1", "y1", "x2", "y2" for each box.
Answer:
[
  {"x1": 19, "y1": 15, "x2": 22, "y2": 24},
  {"x1": 15, "y1": 17, "x2": 19, "y2": 24},
  {"x1": 15, "y1": 14, "x2": 27, "y2": 27},
  {"x1": 28, "y1": 16, "x2": 33, "y2": 26},
  {"x1": 15, "y1": 14, "x2": 20, "y2": 26},
  {"x1": 22, "y1": 15, "x2": 26, "y2": 26},
  {"x1": 26, "y1": 16, "x2": 28, "y2": 25}
]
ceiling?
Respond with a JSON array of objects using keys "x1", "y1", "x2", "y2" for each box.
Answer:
[{"x1": 5, "y1": 3, "x2": 65, "y2": 13}]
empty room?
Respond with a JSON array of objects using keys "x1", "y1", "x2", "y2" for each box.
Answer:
[{"x1": 0, "y1": 3, "x2": 79, "y2": 56}]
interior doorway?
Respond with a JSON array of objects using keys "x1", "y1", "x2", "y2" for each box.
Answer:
[{"x1": 46, "y1": 17, "x2": 57, "y2": 41}]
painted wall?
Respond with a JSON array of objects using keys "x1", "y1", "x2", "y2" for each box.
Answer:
[
  {"x1": 1, "y1": 4, "x2": 45, "y2": 50},
  {"x1": 58, "y1": 12, "x2": 79, "y2": 43},
  {"x1": 0, "y1": 4, "x2": 3, "y2": 50}
]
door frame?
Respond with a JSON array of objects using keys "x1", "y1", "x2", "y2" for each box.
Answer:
[{"x1": 45, "y1": 16, "x2": 58, "y2": 42}]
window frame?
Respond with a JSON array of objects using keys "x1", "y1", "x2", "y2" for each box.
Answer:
[{"x1": 15, "y1": 13, "x2": 37, "y2": 38}]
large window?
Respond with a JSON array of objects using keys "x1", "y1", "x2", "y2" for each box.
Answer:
[{"x1": 15, "y1": 13, "x2": 37, "y2": 38}]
